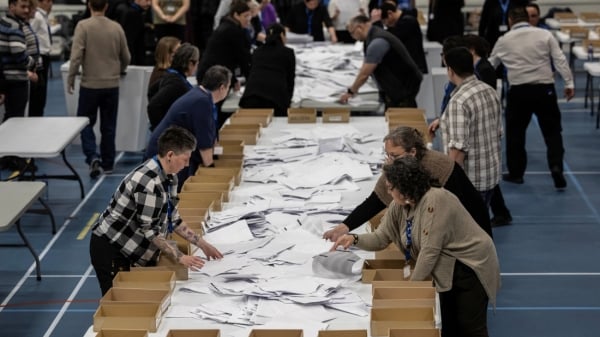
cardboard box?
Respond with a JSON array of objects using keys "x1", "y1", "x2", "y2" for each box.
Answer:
[
  {"x1": 375, "y1": 243, "x2": 404, "y2": 260},
  {"x1": 362, "y1": 259, "x2": 408, "y2": 283},
  {"x1": 166, "y1": 330, "x2": 221, "y2": 337},
  {"x1": 370, "y1": 307, "x2": 435, "y2": 336},
  {"x1": 195, "y1": 167, "x2": 242, "y2": 186},
  {"x1": 236, "y1": 108, "x2": 274, "y2": 118},
  {"x1": 230, "y1": 114, "x2": 271, "y2": 127},
  {"x1": 157, "y1": 240, "x2": 192, "y2": 281},
  {"x1": 580, "y1": 12, "x2": 600, "y2": 23},
  {"x1": 388, "y1": 120, "x2": 430, "y2": 142},
  {"x1": 213, "y1": 158, "x2": 244, "y2": 168},
  {"x1": 93, "y1": 303, "x2": 162, "y2": 332},
  {"x1": 248, "y1": 329, "x2": 303, "y2": 337},
  {"x1": 185, "y1": 175, "x2": 235, "y2": 188},
  {"x1": 560, "y1": 26, "x2": 589, "y2": 39},
  {"x1": 220, "y1": 123, "x2": 261, "y2": 135},
  {"x1": 371, "y1": 280, "x2": 434, "y2": 293},
  {"x1": 112, "y1": 270, "x2": 176, "y2": 292},
  {"x1": 178, "y1": 191, "x2": 224, "y2": 204},
  {"x1": 554, "y1": 12, "x2": 578, "y2": 22},
  {"x1": 372, "y1": 287, "x2": 436, "y2": 309},
  {"x1": 180, "y1": 182, "x2": 233, "y2": 194},
  {"x1": 100, "y1": 288, "x2": 171, "y2": 315},
  {"x1": 385, "y1": 108, "x2": 426, "y2": 122},
  {"x1": 94, "y1": 330, "x2": 149, "y2": 337},
  {"x1": 322, "y1": 108, "x2": 350, "y2": 123},
  {"x1": 219, "y1": 130, "x2": 259, "y2": 145},
  {"x1": 388, "y1": 328, "x2": 440, "y2": 337},
  {"x1": 177, "y1": 198, "x2": 215, "y2": 209},
  {"x1": 317, "y1": 330, "x2": 367, "y2": 337},
  {"x1": 181, "y1": 186, "x2": 230, "y2": 202},
  {"x1": 287, "y1": 108, "x2": 316, "y2": 123}
]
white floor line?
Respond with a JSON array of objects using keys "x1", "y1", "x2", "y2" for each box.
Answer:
[
  {"x1": 43, "y1": 265, "x2": 94, "y2": 337},
  {"x1": 0, "y1": 152, "x2": 124, "y2": 314},
  {"x1": 502, "y1": 272, "x2": 600, "y2": 276},
  {"x1": 26, "y1": 275, "x2": 95, "y2": 278}
]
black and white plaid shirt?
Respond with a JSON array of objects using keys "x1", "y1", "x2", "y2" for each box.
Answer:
[{"x1": 92, "y1": 158, "x2": 181, "y2": 266}]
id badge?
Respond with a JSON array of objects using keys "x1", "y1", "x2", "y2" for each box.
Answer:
[
  {"x1": 165, "y1": 5, "x2": 176, "y2": 14},
  {"x1": 213, "y1": 146, "x2": 223, "y2": 155},
  {"x1": 499, "y1": 25, "x2": 508, "y2": 32},
  {"x1": 403, "y1": 264, "x2": 411, "y2": 279},
  {"x1": 429, "y1": 13, "x2": 435, "y2": 20}
]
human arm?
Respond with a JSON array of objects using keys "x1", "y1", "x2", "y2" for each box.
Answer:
[
  {"x1": 169, "y1": 0, "x2": 190, "y2": 23},
  {"x1": 328, "y1": 26, "x2": 338, "y2": 43},
  {"x1": 173, "y1": 223, "x2": 223, "y2": 260},
  {"x1": 199, "y1": 147, "x2": 214, "y2": 167},
  {"x1": 547, "y1": 32, "x2": 574, "y2": 99},
  {"x1": 442, "y1": 100, "x2": 469, "y2": 162},
  {"x1": 323, "y1": 192, "x2": 387, "y2": 241},
  {"x1": 117, "y1": 26, "x2": 131, "y2": 70},
  {"x1": 339, "y1": 62, "x2": 377, "y2": 103},
  {"x1": 447, "y1": 148, "x2": 466, "y2": 167},
  {"x1": 67, "y1": 24, "x2": 85, "y2": 94},
  {"x1": 328, "y1": 0, "x2": 340, "y2": 20},
  {"x1": 286, "y1": 49, "x2": 296, "y2": 104}
]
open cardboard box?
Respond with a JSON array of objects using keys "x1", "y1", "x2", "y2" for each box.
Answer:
[
  {"x1": 371, "y1": 280, "x2": 434, "y2": 293},
  {"x1": 93, "y1": 303, "x2": 162, "y2": 332},
  {"x1": 554, "y1": 12, "x2": 578, "y2": 23},
  {"x1": 580, "y1": 12, "x2": 600, "y2": 23},
  {"x1": 195, "y1": 167, "x2": 242, "y2": 186},
  {"x1": 178, "y1": 191, "x2": 224, "y2": 204},
  {"x1": 248, "y1": 329, "x2": 303, "y2": 337},
  {"x1": 213, "y1": 158, "x2": 244, "y2": 168},
  {"x1": 287, "y1": 108, "x2": 316, "y2": 123},
  {"x1": 177, "y1": 198, "x2": 215, "y2": 209},
  {"x1": 372, "y1": 287, "x2": 436, "y2": 309},
  {"x1": 236, "y1": 108, "x2": 274, "y2": 118},
  {"x1": 112, "y1": 270, "x2": 176, "y2": 292},
  {"x1": 166, "y1": 330, "x2": 221, "y2": 337},
  {"x1": 385, "y1": 108, "x2": 426, "y2": 122},
  {"x1": 100, "y1": 288, "x2": 171, "y2": 315},
  {"x1": 321, "y1": 108, "x2": 350, "y2": 123},
  {"x1": 560, "y1": 25, "x2": 590, "y2": 39},
  {"x1": 317, "y1": 330, "x2": 366, "y2": 337},
  {"x1": 362, "y1": 259, "x2": 408, "y2": 283},
  {"x1": 388, "y1": 328, "x2": 441, "y2": 337},
  {"x1": 375, "y1": 243, "x2": 404, "y2": 260},
  {"x1": 157, "y1": 240, "x2": 192, "y2": 280},
  {"x1": 219, "y1": 130, "x2": 259, "y2": 145},
  {"x1": 186, "y1": 175, "x2": 235, "y2": 186},
  {"x1": 94, "y1": 330, "x2": 149, "y2": 337},
  {"x1": 370, "y1": 307, "x2": 435, "y2": 337},
  {"x1": 180, "y1": 182, "x2": 233, "y2": 195},
  {"x1": 229, "y1": 114, "x2": 271, "y2": 127}
]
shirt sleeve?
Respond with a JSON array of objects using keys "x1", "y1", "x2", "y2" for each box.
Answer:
[
  {"x1": 547, "y1": 31, "x2": 574, "y2": 89},
  {"x1": 365, "y1": 38, "x2": 390, "y2": 64},
  {"x1": 444, "y1": 97, "x2": 469, "y2": 152}
]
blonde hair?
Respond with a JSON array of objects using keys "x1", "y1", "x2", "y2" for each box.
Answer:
[{"x1": 154, "y1": 36, "x2": 181, "y2": 69}]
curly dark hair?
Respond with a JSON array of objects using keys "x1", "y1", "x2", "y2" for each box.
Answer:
[{"x1": 383, "y1": 157, "x2": 431, "y2": 204}]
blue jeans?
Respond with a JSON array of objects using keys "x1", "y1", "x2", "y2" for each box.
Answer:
[{"x1": 76, "y1": 87, "x2": 119, "y2": 169}]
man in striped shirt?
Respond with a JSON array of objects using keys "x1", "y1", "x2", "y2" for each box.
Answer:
[{"x1": 440, "y1": 47, "x2": 502, "y2": 206}]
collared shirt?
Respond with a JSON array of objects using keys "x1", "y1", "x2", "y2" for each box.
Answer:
[
  {"x1": 92, "y1": 159, "x2": 182, "y2": 266},
  {"x1": 489, "y1": 21, "x2": 574, "y2": 88},
  {"x1": 441, "y1": 76, "x2": 502, "y2": 191},
  {"x1": 31, "y1": 8, "x2": 51, "y2": 55}
]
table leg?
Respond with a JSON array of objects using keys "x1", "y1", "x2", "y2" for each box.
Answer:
[
  {"x1": 590, "y1": 76, "x2": 595, "y2": 117},
  {"x1": 60, "y1": 150, "x2": 85, "y2": 199},
  {"x1": 16, "y1": 220, "x2": 42, "y2": 281},
  {"x1": 27, "y1": 197, "x2": 56, "y2": 234},
  {"x1": 585, "y1": 73, "x2": 590, "y2": 109}
]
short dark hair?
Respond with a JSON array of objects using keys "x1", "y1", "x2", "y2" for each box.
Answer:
[
  {"x1": 170, "y1": 43, "x2": 199, "y2": 74},
  {"x1": 349, "y1": 14, "x2": 370, "y2": 26},
  {"x1": 444, "y1": 47, "x2": 474, "y2": 78},
  {"x1": 157, "y1": 126, "x2": 197, "y2": 157},
  {"x1": 265, "y1": 23, "x2": 286, "y2": 46},
  {"x1": 229, "y1": 1, "x2": 250, "y2": 16},
  {"x1": 462, "y1": 34, "x2": 490, "y2": 58},
  {"x1": 383, "y1": 156, "x2": 431, "y2": 204},
  {"x1": 88, "y1": 0, "x2": 108, "y2": 11},
  {"x1": 383, "y1": 126, "x2": 427, "y2": 161},
  {"x1": 380, "y1": 2, "x2": 397, "y2": 20},
  {"x1": 525, "y1": 2, "x2": 540, "y2": 15},
  {"x1": 200, "y1": 65, "x2": 232, "y2": 91},
  {"x1": 508, "y1": 7, "x2": 530, "y2": 24},
  {"x1": 442, "y1": 35, "x2": 466, "y2": 55}
]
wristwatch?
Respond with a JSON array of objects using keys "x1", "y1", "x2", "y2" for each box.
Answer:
[
  {"x1": 347, "y1": 87, "x2": 355, "y2": 95},
  {"x1": 352, "y1": 234, "x2": 359, "y2": 245}
]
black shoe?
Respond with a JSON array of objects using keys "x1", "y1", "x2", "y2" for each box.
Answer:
[
  {"x1": 89, "y1": 159, "x2": 102, "y2": 179},
  {"x1": 551, "y1": 171, "x2": 567, "y2": 190},
  {"x1": 502, "y1": 174, "x2": 524, "y2": 184},
  {"x1": 491, "y1": 214, "x2": 513, "y2": 227}
]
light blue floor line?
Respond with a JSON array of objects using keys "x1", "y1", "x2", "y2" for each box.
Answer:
[{"x1": 564, "y1": 161, "x2": 600, "y2": 224}]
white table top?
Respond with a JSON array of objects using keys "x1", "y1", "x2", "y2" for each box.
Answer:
[
  {"x1": 546, "y1": 18, "x2": 600, "y2": 30},
  {"x1": 584, "y1": 62, "x2": 600, "y2": 76},
  {"x1": 0, "y1": 181, "x2": 46, "y2": 231},
  {"x1": 0, "y1": 117, "x2": 89, "y2": 157}
]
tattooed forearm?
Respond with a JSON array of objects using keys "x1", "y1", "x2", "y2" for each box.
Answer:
[
  {"x1": 174, "y1": 225, "x2": 202, "y2": 247},
  {"x1": 152, "y1": 236, "x2": 183, "y2": 261}
]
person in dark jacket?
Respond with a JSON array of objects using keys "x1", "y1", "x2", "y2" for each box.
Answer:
[
  {"x1": 147, "y1": 43, "x2": 198, "y2": 131},
  {"x1": 426, "y1": 0, "x2": 463, "y2": 44},
  {"x1": 478, "y1": 0, "x2": 528, "y2": 49},
  {"x1": 239, "y1": 23, "x2": 295, "y2": 117},
  {"x1": 197, "y1": 1, "x2": 252, "y2": 129},
  {"x1": 285, "y1": 0, "x2": 337, "y2": 43},
  {"x1": 113, "y1": 0, "x2": 151, "y2": 65},
  {"x1": 339, "y1": 15, "x2": 422, "y2": 109}
]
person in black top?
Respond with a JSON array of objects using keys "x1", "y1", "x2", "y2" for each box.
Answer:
[
  {"x1": 380, "y1": 2, "x2": 427, "y2": 74},
  {"x1": 478, "y1": 0, "x2": 528, "y2": 49},
  {"x1": 285, "y1": 0, "x2": 337, "y2": 43},
  {"x1": 112, "y1": 0, "x2": 151, "y2": 66},
  {"x1": 147, "y1": 43, "x2": 198, "y2": 131},
  {"x1": 197, "y1": 1, "x2": 252, "y2": 129},
  {"x1": 426, "y1": 0, "x2": 464, "y2": 44},
  {"x1": 239, "y1": 23, "x2": 296, "y2": 117}
]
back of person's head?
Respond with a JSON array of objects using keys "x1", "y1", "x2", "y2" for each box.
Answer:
[
  {"x1": 444, "y1": 47, "x2": 474, "y2": 78},
  {"x1": 380, "y1": 2, "x2": 397, "y2": 20},
  {"x1": 508, "y1": 6, "x2": 529, "y2": 24},
  {"x1": 157, "y1": 126, "x2": 197, "y2": 157},
  {"x1": 442, "y1": 35, "x2": 466, "y2": 55},
  {"x1": 229, "y1": 0, "x2": 251, "y2": 16},
  {"x1": 170, "y1": 43, "x2": 199, "y2": 74},
  {"x1": 89, "y1": 0, "x2": 108, "y2": 11},
  {"x1": 462, "y1": 34, "x2": 490, "y2": 58},
  {"x1": 265, "y1": 23, "x2": 286, "y2": 45},
  {"x1": 383, "y1": 156, "x2": 431, "y2": 204},
  {"x1": 155, "y1": 36, "x2": 181, "y2": 69},
  {"x1": 200, "y1": 65, "x2": 232, "y2": 91},
  {"x1": 383, "y1": 126, "x2": 427, "y2": 161}
]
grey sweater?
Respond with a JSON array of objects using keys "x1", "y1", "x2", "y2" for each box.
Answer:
[{"x1": 68, "y1": 15, "x2": 130, "y2": 89}]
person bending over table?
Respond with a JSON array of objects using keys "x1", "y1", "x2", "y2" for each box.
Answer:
[
  {"x1": 323, "y1": 126, "x2": 492, "y2": 241},
  {"x1": 90, "y1": 126, "x2": 223, "y2": 295},
  {"x1": 331, "y1": 156, "x2": 500, "y2": 337},
  {"x1": 239, "y1": 23, "x2": 296, "y2": 117},
  {"x1": 285, "y1": 0, "x2": 337, "y2": 43}
]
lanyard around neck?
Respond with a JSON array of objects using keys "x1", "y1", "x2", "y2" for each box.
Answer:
[
  {"x1": 404, "y1": 216, "x2": 414, "y2": 261},
  {"x1": 499, "y1": 0, "x2": 510, "y2": 24},
  {"x1": 166, "y1": 68, "x2": 193, "y2": 89}
]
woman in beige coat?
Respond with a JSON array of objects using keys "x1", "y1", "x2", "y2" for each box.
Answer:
[{"x1": 331, "y1": 156, "x2": 500, "y2": 337}]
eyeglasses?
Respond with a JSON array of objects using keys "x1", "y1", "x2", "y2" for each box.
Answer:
[{"x1": 385, "y1": 152, "x2": 405, "y2": 160}]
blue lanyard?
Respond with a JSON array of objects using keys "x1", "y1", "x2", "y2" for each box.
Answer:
[
  {"x1": 404, "y1": 216, "x2": 413, "y2": 261},
  {"x1": 306, "y1": 8, "x2": 313, "y2": 35},
  {"x1": 166, "y1": 68, "x2": 193, "y2": 89},
  {"x1": 473, "y1": 59, "x2": 481, "y2": 80},
  {"x1": 499, "y1": 0, "x2": 510, "y2": 25},
  {"x1": 440, "y1": 81, "x2": 456, "y2": 114},
  {"x1": 153, "y1": 156, "x2": 174, "y2": 234}
]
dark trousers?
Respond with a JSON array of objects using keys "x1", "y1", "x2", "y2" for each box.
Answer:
[
  {"x1": 384, "y1": 93, "x2": 417, "y2": 110},
  {"x1": 28, "y1": 55, "x2": 50, "y2": 117},
  {"x1": 154, "y1": 23, "x2": 185, "y2": 42},
  {"x1": 2, "y1": 80, "x2": 29, "y2": 121},
  {"x1": 335, "y1": 30, "x2": 355, "y2": 44},
  {"x1": 76, "y1": 87, "x2": 119, "y2": 169},
  {"x1": 89, "y1": 234, "x2": 131, "y2": 296},
  {"x1": 239, "y1": 95, "x2": 287, "y2": 117},
  {"x1": 490, "y1": 184, "x2": 511, "y2": 217},
  {"x1": 439, "y1": 260, "x2": 489, "y2": 337},
  {"x1": 506, "y1": 84, "x2": 564, "y2": 178}
]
